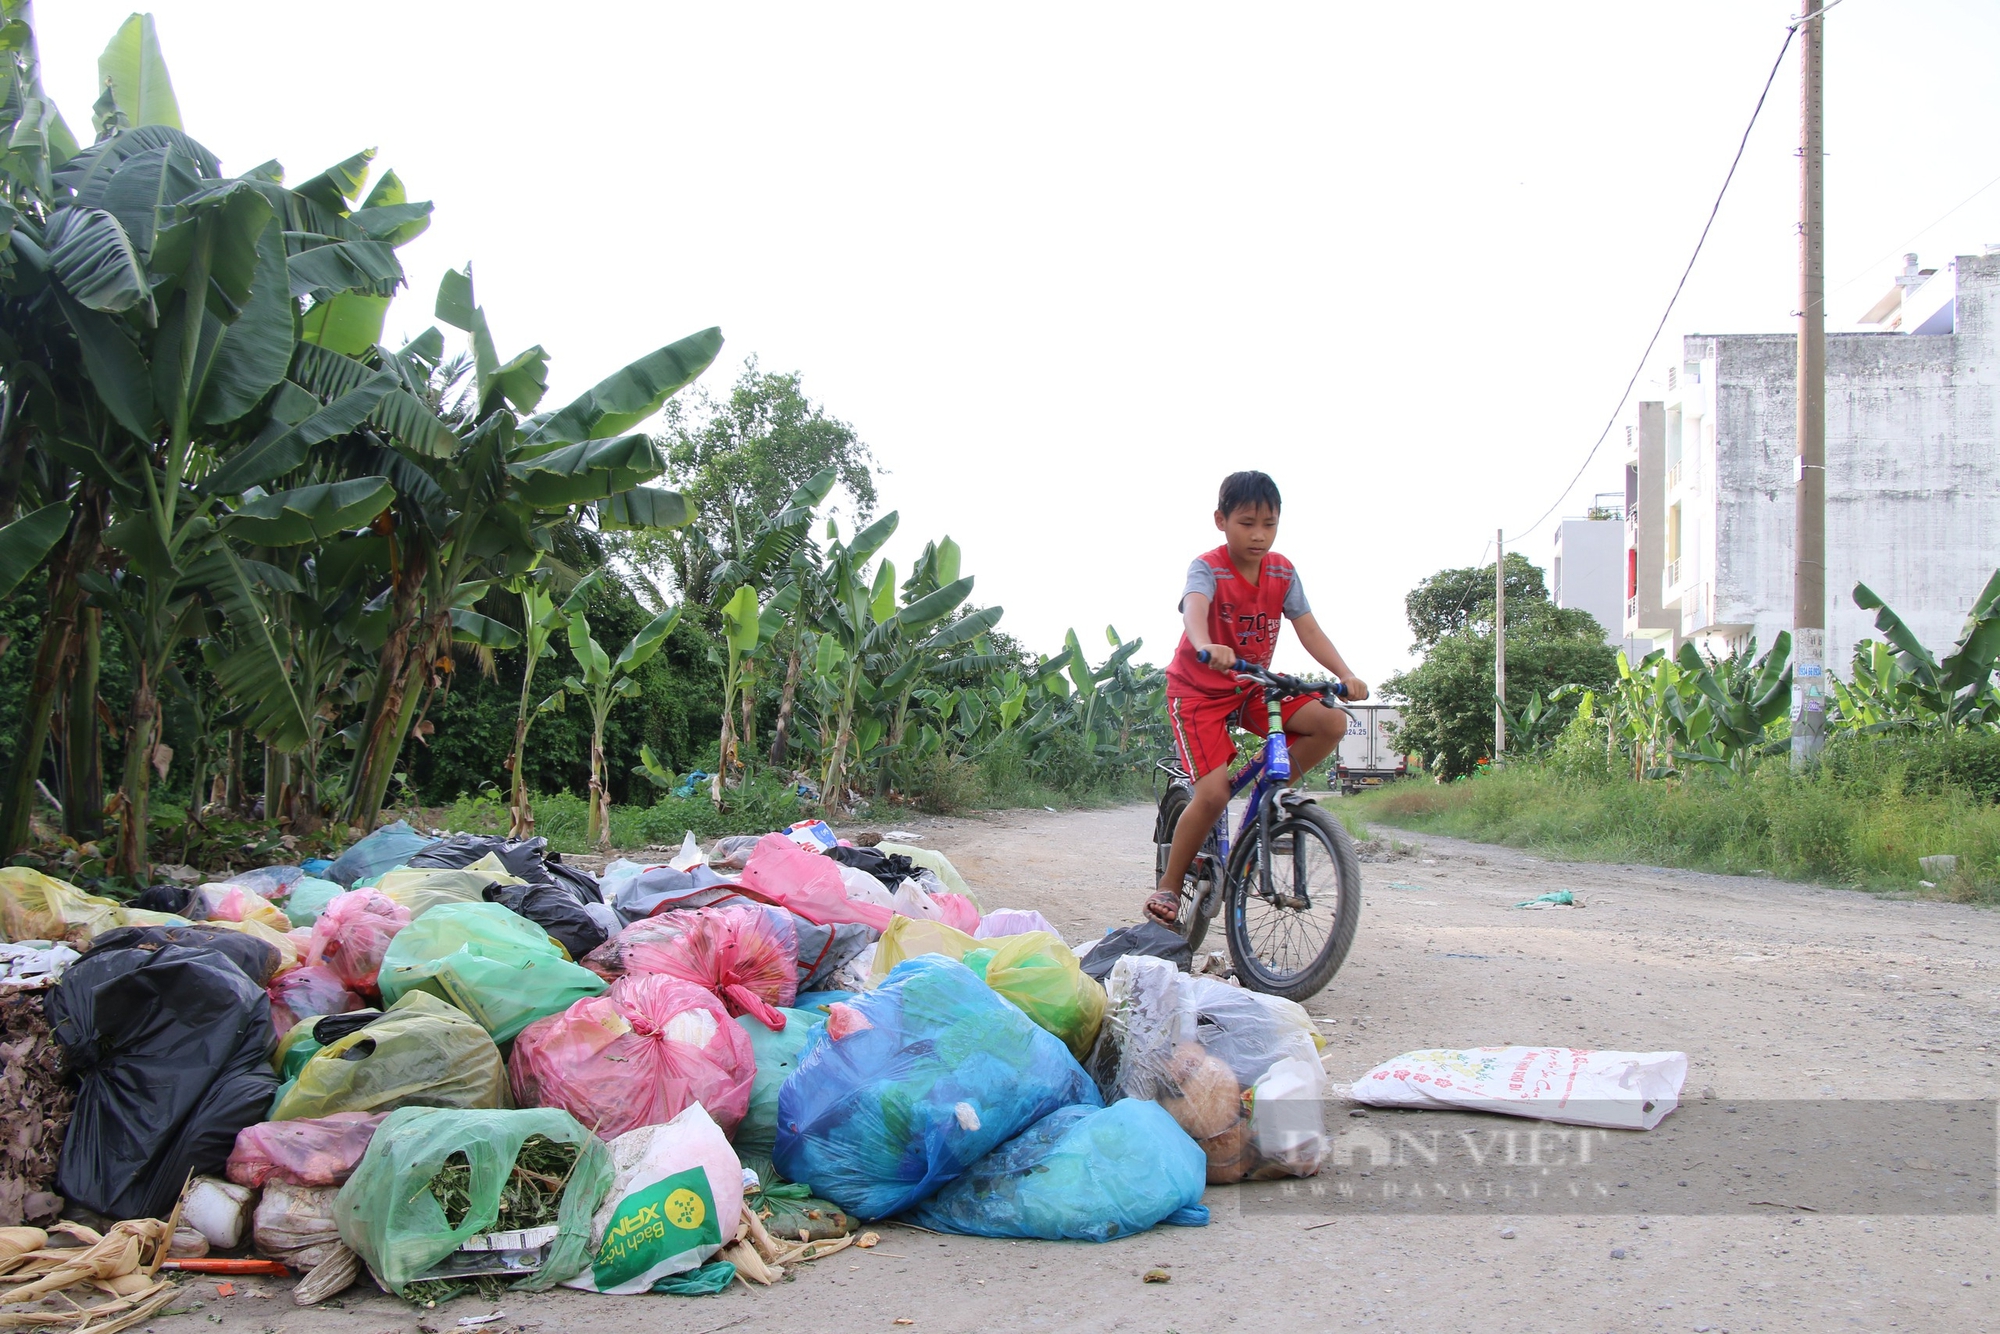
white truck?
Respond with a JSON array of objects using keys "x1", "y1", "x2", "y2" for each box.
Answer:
[{"x1": 1331, "y1": 703, "x2": 1409, "y2": 795}]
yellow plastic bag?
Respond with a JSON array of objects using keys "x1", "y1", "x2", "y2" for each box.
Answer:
[
  {"x1": 979, "y1": 932, "x2": 1106, "y2": 1059},
  {"x1": 377, "y1": 854, "x2": 523, "y2": 920},
  {"x1": 273, "y1": 991, "x2": 511, "y2": 1120},
  {"x1": 868, "y1": 918, "x2": 1105, "y2": 1057},
  {"x1": 198, "y1": 883, "x2": 293, "y2": 933},
  {"x1": 0, "y1": 868, "x2": 125, "y2": 946},
  {"x1": 204, "y1": 917, "x2": 304, "y2": 974},
  {"x1": 867, "y1": 916, "x2": 981, "y2": 983}
]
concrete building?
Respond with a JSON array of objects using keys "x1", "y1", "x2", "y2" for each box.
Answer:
[
  {"x1": 1550, "y1": 497, "x2": 1651, "y2": 659},
  {"x1": 1621, "y1": 249, "x2": 2000, "y2": 672}
]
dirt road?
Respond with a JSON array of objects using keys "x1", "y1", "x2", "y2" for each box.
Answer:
[{"x1": 232, "y1": 803, "x2": 1995, "y2": 1333}]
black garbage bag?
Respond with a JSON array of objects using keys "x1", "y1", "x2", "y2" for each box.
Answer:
[
  {"x1": 82, "y1": 923, "x2": 282, "y2": 987},
  {"x1": 544, "y1": 857, "x2": 602, "y2": 907},
  {"x1": 481, "y1": 881, "x2": 607, "y2": 961},
  {"x1": 132, "y1": 883, "x2": 197, "y2": 916},
  {"x1": 405, "y1": 833, "x2": 554, "y2": 885},
  {"x1": 47, "y1": 940, "x2": 279, "y2": 1219},
  {"x1": 1079, "y1": 921, "x2": 1194, "y2": 983},
  {"x1": 824, "y1": 845, "x2": 919, "y2": 889}
]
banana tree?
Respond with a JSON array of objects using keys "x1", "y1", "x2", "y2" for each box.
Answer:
[
  {"x1": 702, "y1": 468, "x2": 831, "y2": 797},
  {"x1": 1668, "y1": 634, "x2": 1792, "y2": 773},
  {"x1": 809, "y1": 511, "x2": 900, "y2": 809},
  {"x1": 503, "y1": 563, "x2": 569, "y2": 837},
  {"x1": 335, "y1": 265, "x2": 718, "y2": 828},
  {"x1": 561, "y1": 594, "x2": 683, "y2": 851},
  {"x1": 1830, "y1": 639, "x2": 1910, "y2": 732},
  {"x1": 1853, "y1": 571, "x2": 2000, "y2": 729}
]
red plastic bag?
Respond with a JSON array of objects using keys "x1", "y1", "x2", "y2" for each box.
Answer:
[
  {"x1": 583, "y1": 906, "x2": 799, "y2": 1028},
  {"x1": 739, "y1": 834, "x2": 893, "y2": 931},
  {"x1": 304, "y1": 890, "x2": 411, "y2": 994},
  {"x1": 225, "y1": 1112, "x2": 386, "y2": 1188},
  {"x1": 933, "y1": 892, "x2": 981, "y2": 935},
  {"x1": 267, "y1": 965, "x2": 363, "y2": 1039},
  {"x1": 508, "y1": 974, "x2": 756, "y2": 1139}
]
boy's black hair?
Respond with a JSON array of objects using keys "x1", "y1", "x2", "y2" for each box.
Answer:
[{"x1": 1217, "y1": 470, "x2": 1282, "y2": 517}]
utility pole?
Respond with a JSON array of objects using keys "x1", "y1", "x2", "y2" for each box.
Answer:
[
  {"x1": 1494, "y1": 528, "x2": 1506, "y2": 760},
  {"x1": 1791, "y1": 0, "x2": 1827, "y2": 766}
]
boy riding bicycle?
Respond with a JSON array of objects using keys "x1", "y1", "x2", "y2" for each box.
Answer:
[{"x1": 1145, "y1": 471, "x2": 1368, "y2": 927}]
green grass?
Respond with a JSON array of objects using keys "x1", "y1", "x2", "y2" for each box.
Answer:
[
  {"x1": 416, "y1": 757, "x2": 1154, "y2": 856},
  {"x1": 426, "y1": 779, "x2": 807, "y2": 855},
  {"x1": 1349, "y1": 754, "x2": 2000, "y2": 904}
]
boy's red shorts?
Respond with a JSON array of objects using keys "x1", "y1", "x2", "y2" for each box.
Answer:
[{"x1": 1167, "y1": 688, "x2": 1318, "y2": 780}]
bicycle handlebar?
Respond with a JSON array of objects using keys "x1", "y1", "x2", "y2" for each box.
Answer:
[{"x1": 1196, "y1": 649, "x2": 1348, "y2": 698}]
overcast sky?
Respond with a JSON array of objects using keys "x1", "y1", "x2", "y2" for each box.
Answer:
[{"x1": 36, "y1": 1, "x2": 2000, "y2": 682}]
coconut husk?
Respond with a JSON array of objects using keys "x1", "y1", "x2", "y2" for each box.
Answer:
[
  {"x1": 1199, "y1": 1121, "x2": 1253, "y2": 1185},
  {"x1": 1158, "y1": 1042, "x2": 1241, "y2": 1141},
  {"x1": 0, "y1": 996, "x2": 72, "y2": 1227}
]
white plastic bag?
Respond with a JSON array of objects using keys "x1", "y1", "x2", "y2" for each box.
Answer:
[
  {"x1": 253, "y1": 1180, "x2": 342, "y2": 1270},
  {"x1": 562, "y1": 1104, "x2": 742, "y2": 1294},
  {"x1": 890, "y1": 878, "x2": 946, "y2": 922},
  {"x1": 183, "y1": 1177, "x2": 254, "y2": 1249},
  {"x1": 1348, "y1": 1046, "x2": 1688, "y2": 1130},
  {"x1": 975, "y1": 908, "x2": 1063, "y2": 943},
  {"x1": 1086, "y1": 958, "x2": 1327, "y2": 1182},
  {"x1": 668, "y1": 832, "x2": 705, "y2": 873},
  {"x1": 837, "y1": 865, "x2": 896, "y2": 910}
]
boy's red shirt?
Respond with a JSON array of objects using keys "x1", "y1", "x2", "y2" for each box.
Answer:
[{"x1": 1166, "y1": 545, "x2": 1300, "y2": 699}]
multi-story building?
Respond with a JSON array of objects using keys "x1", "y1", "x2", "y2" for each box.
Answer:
[
  {"x1": 1621, "y1": 249, "x2": 2000, "y2": 672},
  {"x1": 1550, "y1": 496, "x2": 1651, "y2": 660}
]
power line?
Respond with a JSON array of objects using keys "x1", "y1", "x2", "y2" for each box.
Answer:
[
  {"x1": 1815, "y1": 168, "x2": 2000, "y2": 314},
  {"x1": 1501, "y1": 20, "x2": 1799, "y2": 547}
]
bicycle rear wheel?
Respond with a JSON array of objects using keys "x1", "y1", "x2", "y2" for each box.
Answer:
[
  {"x1": 1153, "y1": 783, "x2": 1219, "y2": 953},
  {"x1": 1223, "y1": 803, "x2": 1361, "y2": 1001}
]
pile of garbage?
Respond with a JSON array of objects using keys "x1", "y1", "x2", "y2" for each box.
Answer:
[{"x1": 0, "y1": 817, "x2": 1340, "y2": 1308}]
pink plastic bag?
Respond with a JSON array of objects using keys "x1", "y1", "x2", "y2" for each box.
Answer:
[
  {"x1": 739, "y1": 834, "x2": 893, "y2": 931},
  {"x1": 226, "y1": 1112, "x2": 386, "y2": 1188},
  {"x1": 304, "y1": 890, "x2": 411, "y2": 994},
  {"x1": 509, "y1": 974, "x2": 756, "y2": 1140},
  {"x1": 975, "y1": 908, "x2": 1062, "y2": 941},
  {"x1": 933, "y1": 892, "x2": 981, "y2": 935},
  {"x1": 201, "y1": 884, "x2": 292, "y2": 932},
  {"x1": 582, "y1": 906, "x2": 799, "y2": 1028},
  {"x1": 267, "y1": 965, "x2": 363, "y2": 1038}
]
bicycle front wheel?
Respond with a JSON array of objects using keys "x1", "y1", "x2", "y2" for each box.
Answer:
[{"x1": 1223, "y1": 803, "x2": 1362, "y2": 1001}]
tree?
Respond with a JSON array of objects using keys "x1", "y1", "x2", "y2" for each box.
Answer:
[
  {"x1": 1403, "y1": 552, "x2": 1567, "y2": 650},
  {"x1": 558, "y1": 589, "x2": 682, "y2": 851},
  {"x1": 1384, "y1": 558, "x2": 1617, "y2": 780},
  {"x1": 643, "y1": 359, "x2": 876, "y2": 610}
]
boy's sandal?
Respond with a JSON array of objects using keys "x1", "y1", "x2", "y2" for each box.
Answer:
[{"x1": 1143, "y1": 888, "x2": 1182, "y2": 927}]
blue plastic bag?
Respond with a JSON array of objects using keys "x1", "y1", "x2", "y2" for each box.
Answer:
[
  {"x1": 773, "y1": 956, "x2": 1100, "y2": 1219},
  {"x1": 327, "y1": 820, "x2": 436, "y2": 888},
  {"x1": 907, "y1": 1099, "x2": 1208, "y2": 1241}
]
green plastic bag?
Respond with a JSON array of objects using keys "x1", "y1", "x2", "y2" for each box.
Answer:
[
  {"x1": 334, "y1": 1105, "x2": 613, "y2": 1296},
  {"x1": 273, "y1": 992, "x2": 511, "y2": 1120},
  {"x1": 652, "y1": 1260, "x2": 734, "y2": 1295},
  {"x1": 282, "y1": 876, "x2": 344, "y2": 929},
  {"x1": 378, "y1": 902, "x2": 605, "y2": 1043},
  {"x1": 979, "y1": 931, "x2": 1106, "y2": 1058},
  {"x1": 731, "y1": 1007, "x2": 824, "y2": 1171}
]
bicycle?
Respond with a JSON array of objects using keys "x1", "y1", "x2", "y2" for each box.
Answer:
[{"x1": 1152, "y1": 657, "x2": 1363, "y2": 1001}]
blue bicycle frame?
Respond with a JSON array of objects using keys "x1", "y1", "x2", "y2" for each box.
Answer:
[{"x1": 1182, "y1": 653, "x2": 1346, "y2": 922}]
